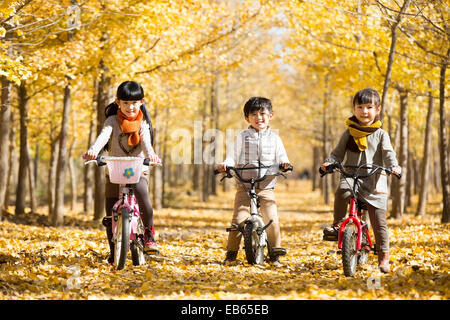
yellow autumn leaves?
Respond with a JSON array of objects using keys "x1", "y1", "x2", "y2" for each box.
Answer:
[{"x1": 0, "y1": 180, "x2": 448, "y2": 300}]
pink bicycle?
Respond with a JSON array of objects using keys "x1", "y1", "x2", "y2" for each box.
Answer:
[{"x1": 85, "y1": 155, "x2": 161, "y2": 270}]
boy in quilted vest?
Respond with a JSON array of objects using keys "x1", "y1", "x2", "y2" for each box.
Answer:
[{"x1": 216, "y1": 97, "x2": 291, "y2": 267}]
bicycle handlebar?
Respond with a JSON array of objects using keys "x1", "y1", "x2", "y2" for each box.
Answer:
[
  {"x1": 319, "y1": 161, "x2": 401, "y2": 179},
  {"x1": 214, "y1": 164, "x2": 293, "y2": 183},
  {"x1": 83, "y1": 154, "x2": 162, "y2": 167}
]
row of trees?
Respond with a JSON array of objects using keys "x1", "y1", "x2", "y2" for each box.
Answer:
[{"x1": 0, "y1": 0, "x2": 448, "y2": 225}]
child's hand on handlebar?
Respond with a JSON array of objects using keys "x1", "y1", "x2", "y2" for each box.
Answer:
[
  {"x1": 281, "y1": 162, "x2": 291, "y2": 170},
  {"x1": 148, "y1": 154, "x2": 161, "y2": 164},
  {"x1": 216, "y1": 163, "x2": 227, "y2": 173},
  {"x1": 84, "y1": 150, "x2": 97, "y2": 161},
  {"x1": 320, "y1": 162, "x2": 333, "y2": 172},
  {"x1": 391, "y1": 166, "x2": 401, "y2": 176}
]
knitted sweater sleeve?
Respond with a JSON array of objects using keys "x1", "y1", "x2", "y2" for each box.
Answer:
[
  {"x1": 325, "y1": 130, "x2": 349, "y2": 163},
  {"x1": 88, "y1": 116, "x2": 114, "y2": 156},
  {"x1": 140, "y1": 120, "x2": 157, "y2": 157}
]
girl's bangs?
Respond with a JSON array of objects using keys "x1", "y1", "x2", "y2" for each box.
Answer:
[
  {"x1": 117, "y1": 81, "x2": 144, "y2": 101},
  {"x1": 117, "y1": 89, "x2": 144, "y2": 101}
]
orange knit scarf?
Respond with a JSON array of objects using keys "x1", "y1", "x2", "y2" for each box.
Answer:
[{"x1": 117, "y1": 109, "x2": 143, "y2": 146}]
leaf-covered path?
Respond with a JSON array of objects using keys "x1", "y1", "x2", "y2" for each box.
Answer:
[{"x1": 0, "y1": 181, "x2": 448, "y2": 300}]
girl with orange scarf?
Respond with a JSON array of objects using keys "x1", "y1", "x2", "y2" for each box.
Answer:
[
  {"x1": 320, "y1": 88, "x2": 401, "y2": 273},
  {"x1": 85, "y1": 81, "x2": 160, "y2": 264}
]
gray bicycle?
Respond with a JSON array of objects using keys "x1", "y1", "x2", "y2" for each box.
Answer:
[{"x1": 215, "y1": 164, "x2": 293, "y2": 265}]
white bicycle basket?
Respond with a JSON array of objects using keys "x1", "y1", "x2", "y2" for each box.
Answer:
[{"x1": 105, "y1": 157, "x2": 143, "y2": 184}]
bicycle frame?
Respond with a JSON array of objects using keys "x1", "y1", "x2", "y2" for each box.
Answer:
[{"x1": 111, "y1": 185, "x2": 141, "y2": 243}]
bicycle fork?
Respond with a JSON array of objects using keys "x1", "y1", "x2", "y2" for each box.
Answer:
[
  {"x1": 338, "y1": 198, "x2": 373, "y2": 252},
  {"x1": 111, "y1": 186, "x2": 141, "y2": 243},
  {"x1": 226, "y1": 190, "x2": 273, "y2": 241},
  {"x1": 247, "y1": 191, "x2": 272, "y2": 245}
]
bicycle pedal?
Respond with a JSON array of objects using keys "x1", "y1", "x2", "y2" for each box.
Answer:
[
  {"x1": 226, "y1": 226, "x2": 239, "y2": 232},
  {"x1": 102, "y1": 216, "x2": 112, "y2": 227},
  {"x1": 323, "y1": 234, "x2": 338, "y2": 241},
  {"x1": 272, "y1": 248, "x2": 287, "y2": 256}
]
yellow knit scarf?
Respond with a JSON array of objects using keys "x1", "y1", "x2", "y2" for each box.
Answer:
[{"x1": 346, "y1": 115, "x2": 381, "y2": 152}]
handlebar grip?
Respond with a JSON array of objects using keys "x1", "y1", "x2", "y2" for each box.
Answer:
[
  {"x1": 143, "y1": 158, "x2": 150, "y2": 166},
  {"x1": 394, "y1": 173, "x2": 402, "y2": 179},
  {"x1": 319, "y1": 167, "x2": 326, "y2": 177},
  {"x1": 214, "y1": 169, "x2": 221, "y2": 175},
  {"x1": 279, "y1": 164, "x2": 293, "y2": 172}
]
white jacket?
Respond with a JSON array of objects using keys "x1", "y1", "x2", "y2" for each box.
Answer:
[{"x1": 223, "y1": 126, "x2": 289, "y2": 189}]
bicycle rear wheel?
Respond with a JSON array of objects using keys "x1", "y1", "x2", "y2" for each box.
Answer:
[
  {"x1": 243, "y1": 221, "x2": 265, "y2": 265},
  {"x1": 342, "y1": 225, "x2": 358, "y2": 276},
  {"x1": 114, "y1": 208, "x2": 130, "y2": 270},
  {"x1": 357, "y1": 228, "x2": 369, "y2": 265},
  {"x1": 131, "y1": 218, "x2": 146, "y2": 266}
]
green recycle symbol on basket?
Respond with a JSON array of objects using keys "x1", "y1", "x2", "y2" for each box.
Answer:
[{"x1": 123, "y1": 168, "x2": 135, "y2": 179}]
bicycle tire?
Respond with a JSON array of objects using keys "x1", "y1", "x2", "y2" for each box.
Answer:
[
  {"x1": 131, "y1": 219, "x2": 145, "y2": 266},
  {"x1": 342, "y1": 225, "x2": 358, "y2": 277},
  {"x1": 114, "y1": 208, "x2": 130, "y2": 270},
  {"x1": 243, "y1": 221, "x2": 265, "y2": 265}
]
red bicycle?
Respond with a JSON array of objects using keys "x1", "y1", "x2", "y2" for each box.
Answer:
[{"x1": 320, "y1": 162, "x2": 401, "y2": 276}]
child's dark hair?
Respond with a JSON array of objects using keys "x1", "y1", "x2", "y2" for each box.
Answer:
[
  {"x1": 104, "y1": 81, "x2": 154, "y2": 147},
  {"x1": 353, "y1": 88, "x2": 381, "y2": 107},
  {"x1": 243, "y1": 97, "x2": 273, "y2": 117}
]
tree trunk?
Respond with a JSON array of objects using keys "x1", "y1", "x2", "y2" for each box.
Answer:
[
  {"x1": 53, "y1": 82, "x2": 71, "y2": 226},
  {"x1": 0, "y1": 76, "x2": 12, "y2": 218},
  {"x1": 15, "y1": 83, "x2": 30, "y2": 215},
  {"x1": 152, "y1": 106, "x2": 163, "y2": 210},
  {"x1": 416, "y1": 83, "x2": 434, "y2": 216},
  {"x1": 27, "y1": 145, "x2": 36, "y2": 214},
  {"x1": 4, "y1": 112, "x2": 16, "y2": 210},
  {"x1": 93, "y1": 63, "x2": 110, "y2": 221},
  {"x1": 68, "y1": 107, "x2": 77, "y2": 211},
  {"x1": 83, "y1": 91, "x2": 96, "y2": 214},
  {"x1": 438, "y1": 51, "x2": 450, "y2": 223},
  {"x1": 391, "y1": 91, "x2": 408, "y2": 219},
  {"x1": 380, "y1": 0, "x2": 412, "y2": 121},
  {"x1": 322, "y1": 77, "x2": 331, "y2": 204},
  {"x1": 48, "y1": 136, "x2": 59, "y2": 217}
]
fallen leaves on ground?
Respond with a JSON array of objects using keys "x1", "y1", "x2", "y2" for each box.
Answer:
[{"x1": 0, "y1": 181, "x2": 448, "y2": 300}]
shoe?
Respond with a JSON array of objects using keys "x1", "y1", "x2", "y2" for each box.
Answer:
[
  {"x1": 105, "y1": 219, "x2": 115, "y2": 265},
  {"x1": 323, "y1": 222, "x2": 341, "y2": 236},
  {"x1": 269, "y1": 247, "x2": 286, "y2": 267},
  {"x1": 107, "y1": 254, "x2": 114, "y2": 265},
  {"x1": 144, "y1": 226, "x2": 159, "y2": 255},
  {"x1": 270, "y1": 256, "x2": 282, "y2": 268},
  {"x1": 223, "y1": 251, "x2": 238, "y2": 265},
  {"x1": 378, "y1": 251, "x2": 390, "y2": 273}
]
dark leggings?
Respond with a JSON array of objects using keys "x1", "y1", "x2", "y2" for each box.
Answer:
[{"x1": 105, "y1": 176, "x2": 154, "y2": 228}]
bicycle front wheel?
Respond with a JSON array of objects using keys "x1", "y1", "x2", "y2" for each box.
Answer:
[
  {"x1": 114, "y1": 208, "x2": 130, "y2": 270},
  {"x1": 342, "y1": 225, "x2": 358, "y2": 276},
  {"x1": 243, "y1": 221, "x2": 265, "y2": 265}
]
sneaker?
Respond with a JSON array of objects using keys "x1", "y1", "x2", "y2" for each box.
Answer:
[
  {"x1": 270, "y1": 256, "x2": 282, "y2": 268},
  {"x1": 223, "y1": 251, "x2": 238, "y2": 265},
  {"x1": 269, "y1": 247, "x2": 286, "y2": 267},
  {"x1": 144, "y1": 227, "x2": 159, "y2": 255},
  {"x1": 323, "y1": 222, "x2": 341, "y2": 236}
]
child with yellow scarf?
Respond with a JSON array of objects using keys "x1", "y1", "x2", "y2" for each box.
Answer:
[{"x1": 321, "y1": 88, "x2": 401, "y2": 273}]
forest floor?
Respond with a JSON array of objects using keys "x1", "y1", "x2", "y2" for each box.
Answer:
[{"x1": 0, "y1": 180, "x2": 448, "y2": 300}]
